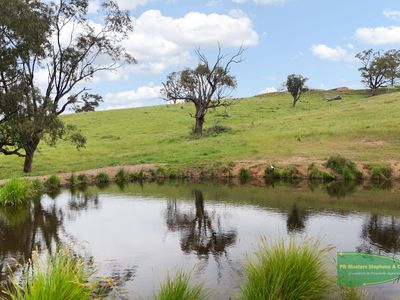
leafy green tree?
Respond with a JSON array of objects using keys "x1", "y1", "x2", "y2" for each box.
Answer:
[
  {"x1": 0, "y1": 0, "x2": 136, "y2": 172},
  {"x1": 161, "y1": 46, "x2": 243, "y2": 135},
  {"x1": 286, "y1": 74, "x2": 308, "y2": 107},
  {"x1": 385, "y1": 49, "x2": 400, "y2": 87},
  {"x1": 355, "y1": 49, "x2": 400, "y2": 95}
]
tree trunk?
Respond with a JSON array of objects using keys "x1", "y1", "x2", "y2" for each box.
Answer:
[
  {"x1": 23, "y1": 151, "x2": 35, "y2": 173},
  {"x1": 193, "y1": 107, "x2": 205, "y2": 135},
  {"x1": 292, "y1": 97, "x2": 298, "y2": 107},
  {"x1": 23, "y1": 140, "x2": 39, "y2": 173}
]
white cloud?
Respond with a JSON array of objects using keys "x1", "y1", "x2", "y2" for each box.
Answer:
[
  {"x1": 88, "y1": 0, "x2": 100, "y2": 14},
  {"x1": 383, "y1": 9, "x2": 400, "y2": 21},
  {"x1": 259, "y1": 87, "x2": 277, "y2": 94},
  {"x1": 88, "y1": 0, "x2": 154, "y2": 11},
  {"x1": 254, "y1": 0, "x2": 286, "y2": 4},
  {"x1": 311, "y1": 44, "x2": 354, "y2": 61},
  {"x1": 122, "y1": 9, "x2": 258, "y2": 74},
  {"x1": 355, "y1": 26, "x2": 400, "y2": 45},
  {"x1": 233, "y1": 0, "x2": 286, "y2": 4},
  {"x1": 102, "y1": 84, "x2": 162, "y2": 110}
]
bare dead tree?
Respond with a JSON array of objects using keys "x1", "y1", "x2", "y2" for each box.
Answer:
[{"x1": 161, "y1": 45, "x2": 244, "y2": 135}]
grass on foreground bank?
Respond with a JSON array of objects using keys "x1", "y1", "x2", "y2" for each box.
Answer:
[
  {"x1": 0, "y1": 88, "x2": 399, "y2": 178},
  {"x1": 2, "y1": 239, "x2": 368, "y2": 300},
  {"x1": 3, "y1": 247, "x2": 97, "y2": 300},
  {"x1": 240, "y1": 238, "x2": 333, "y2": 300},
  {"x1": 0, "y1": 178, "x2": 42, "y2": 206}
]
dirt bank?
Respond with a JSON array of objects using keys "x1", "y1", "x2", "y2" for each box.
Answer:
[{"x1": 1, "y1": 159, "x2": 399, "y2": 186}]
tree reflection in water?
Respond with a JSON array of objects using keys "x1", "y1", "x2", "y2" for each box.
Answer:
[
  {"x1": 286, "y1": 203, "x2": 307, "y2": 233},
  {"x1": 357, "y1": 214, "x2": 400, "y2": 254},
  {"x1": 0, "y1": 189, "x2": 100, "y2": 289},
  {"x1": 165, "y1": 190, "x2": 237, "y2": 259}
]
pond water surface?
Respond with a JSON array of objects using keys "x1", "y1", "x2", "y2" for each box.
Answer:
[{"x1": 1, "y1": 181, "x2": 400, "y2": 299}]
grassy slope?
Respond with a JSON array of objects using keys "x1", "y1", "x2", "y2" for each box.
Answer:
[{"x1": 1, "y1": 89, "x2": 399, "y2": 178}]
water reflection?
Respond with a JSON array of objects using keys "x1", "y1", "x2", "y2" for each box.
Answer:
[
  {"x1": 68, "y1": 189, "x2": 100, "y2": 212},
  {"x1": 358, "y1": 215, "x2": 400, "y2": 254},
  {"x1": 165, "y1": 190, "x2": 237, "y2": 259},
  {"x1": 0, "y1": 200, "x2": 61, "y2": 284},
  {"x1": 326, "y1": 181, "x2": 357, "y2": 198},
  {"x1": 286, "y1": 204, "x2": 308, "y2": 233},
  {"x1": 0, "y1": 181, "x2": 400, "y2": 298},
  {"x1": 0, "y1": 189, "x2": 100, "y2": 286}
]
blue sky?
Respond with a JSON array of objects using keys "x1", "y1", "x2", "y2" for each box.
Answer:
[{"x1": 81, "y1": 0, "x2": 400, "y2": 110}]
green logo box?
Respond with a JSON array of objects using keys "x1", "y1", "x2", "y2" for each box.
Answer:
[{"x1": 338, "y1": 252, "x2": 400, "y2": 287}]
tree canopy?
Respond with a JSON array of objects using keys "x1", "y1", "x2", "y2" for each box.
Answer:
[
  {"x1": 286, "y1": 74, "x2": 308, "y2": 107},
  {"x1": 161, "y1": 46, "x2": 244, "y2": 135},
  {"x1": 0, "y1": 0, "x2": 136, "y2": 172},
  {"x1": 356, "y1": 49, "x2": 400, "y2": 95}
]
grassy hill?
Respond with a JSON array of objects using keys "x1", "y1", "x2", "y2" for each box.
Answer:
[{"x1": 1, "y1": 88, "x2": 399, "y2": 178}]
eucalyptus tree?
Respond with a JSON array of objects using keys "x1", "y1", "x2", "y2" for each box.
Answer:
[
  {"x1": 0, "y1": 0, "x2": 136, "y2": 172},
  {"x1": 161, "y1": 46, "x2": 244, "y2": 135},
  {"x1": 356, "y1": 49, "x2": 400, "y2": 95},
  {"x1": 286, "y1": 74, "x2": 308, "y2": 107}
]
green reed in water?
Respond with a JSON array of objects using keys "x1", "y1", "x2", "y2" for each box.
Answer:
[
  {"x1": 154, "y1": 271, "x2": 207, "y2": 300},
  {"x1": 240, "y1": 237, "x2": 334, "y2": 300},
  {"x1": 0, "y1": 178, "x2": 32, "y2": 206},
  {"x1": 4, "y1": 247, "x2": 97, "y2": 300}
]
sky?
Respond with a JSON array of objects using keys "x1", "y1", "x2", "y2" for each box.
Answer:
[{"x1": 74, "y1": 0, "x2": 400, "y2": 110}]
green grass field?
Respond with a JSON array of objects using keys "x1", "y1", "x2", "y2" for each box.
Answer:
[{"x1": 1, "y1": 88, "x2": 399, "y2": 178}]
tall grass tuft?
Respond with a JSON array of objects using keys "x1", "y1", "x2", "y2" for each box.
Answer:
[
  {"x1": 367, "y1": 164, "x2": 392, "y2": 181},
  {"x1": 154, "y1": 271, "x2": 207, "y2": 300},
  {"x1": 30, "y1": 179, "x2": 43, "y2": 195},
  {"x1": 45, "y1": 175, "x2": 61, "y2": 190},
  {"x1": 240, "y1": 238, "x2": 333, "y2": 300},
  {"x1": 0, "y1": 178, "x2": 30, "y2": 206},
  {"x1": 342, "y1": 288, "x2": 369, "y2": 300},
  {"x1": 326, "y1": 155, "x2": 362, "y2": 181},
  {"x1": 95, "y1": 172, "x2": 110, "y2": 186},
  {"x1": 308, "y1": 163, "x2": 321, "y2": 179},
  {"x1": 69, "y1": 174, "x2": 77, "y2": 188},
  {"x1": 115, "y1": 169, "x2": 128, "y2": 184},
  {"x1": 5, "y1": 247, "x2": 97, "y2": 300},
  {"x1": 264, "y1": 166, "x2": 281, "y2": 180},
  {"x1": 239, "y1": 168, "x2": 250, "y2": 183},
  {"x1": 77, "y1": 174, "x2": 88, "y2": 186}
]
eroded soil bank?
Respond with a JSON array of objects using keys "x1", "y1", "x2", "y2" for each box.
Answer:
[{"x1": 1, "y1": 158, "x2": 399, "y2": 188}]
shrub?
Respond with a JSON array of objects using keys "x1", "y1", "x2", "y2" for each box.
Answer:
[
  {"x1": 240, "y1": 238, "x2": 333, "y2": 300},
  {"x1": 0, "y1": 178, "x2": 30, "y2": 206},
  {"x1": 30, "y1": 179, "x2": 43, "y2": 195},
  {"x1": 129, "y1": 171, "x2": 145, "y2": 182},
  {"x1": 154, "y1": 271, "x2": 207, "y2": 300},
  {"x1": 5, "y1": 246, "x2": 97, "y2": 300},
  {"x1": 308, "y1": 163, "x2": 321, "y2": 179},
  {"x1": 167, "y1": 168, "x2": 178, "y2": 179},
  {"x1": 77, "y1": 174, "x2": 88, "y2": 186},
  {"x1": 239, "y1": 168, "x2": 250, "y2": 182},
  {"x1": 115, "y1": 169, "x2": 128, "y2": 184},
  {"x1": 205, "y1": 124, "x2": 231, "y2": 135},
  {"x1": 326, "y1": 155, "x2": 362, "y2": 180},
  {"x1": 280, "y1": 166, "x2": 303, "y2": 181},
  {"x1": 69, "y1": 174, "x2": 77, "y2": 188},
  {"x1": 45, "y1": 175, "x2": 61, "y2": 190},
  {"x1": 148, "y1": 169, "x2": 157, "y2": 179},
  {"x1": 368, "y1": 164, "x2": 392, "y2": 181},
  {"x1": 155, "y1": 167, "x2": 167, "y2": 178},
  {"x1": 322, "y1": 172, "x2": 335, "y2": 181},
  {"x1": 177, "y1": 169, "x2": 188, "y2": 180},
  {"x1": 264, "y1": 166, "x2": 281, "y2": 179},
  {"x1": 95, "y1": 173, "x2": 110, "y2": 186}
]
